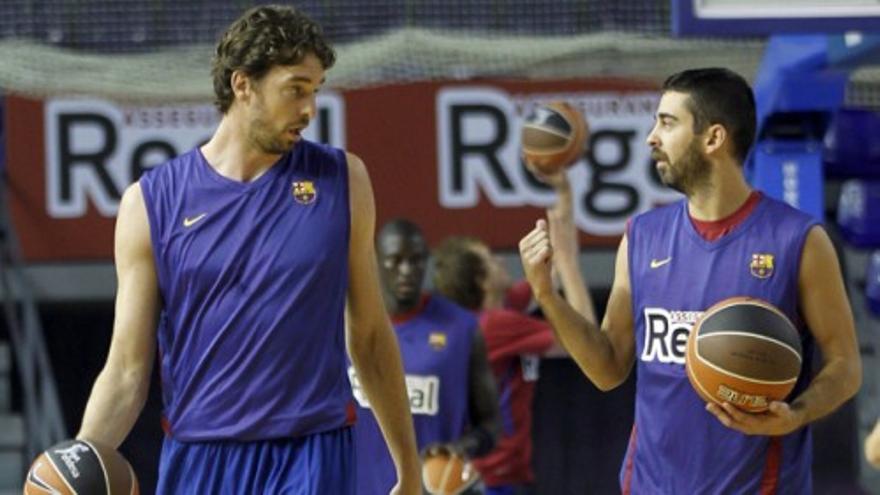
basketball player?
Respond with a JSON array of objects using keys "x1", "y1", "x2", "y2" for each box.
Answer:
[
  {"x1": 352, "y1": 219, "x2": 501, "y2": 494},
  {"x1": 433, "y1": 172, "x2": 596, "y2": 495},
  {"x1": 75, "y1": 6, "x2": 420, "y2": 494},
  {"x1": 519, "y1": 68, "x2": 862, "y2": 493}
]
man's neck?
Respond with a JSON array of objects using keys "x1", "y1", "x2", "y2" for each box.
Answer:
[
  {"x1": 687, "y1": 159, "x2": 752, "y2": 221},
  {"x1": 200, "y1": 117, "x2": 283, "y2": 182}
]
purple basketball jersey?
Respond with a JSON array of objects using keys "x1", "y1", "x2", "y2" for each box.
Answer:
[
  {"x1": 351, "y1": 295, "x2": 475, "y2": 495},
  {"x1": 139, "y1": 140, "x2": 354, "y2": 441},
  {"x1": 623, "y1": 195, "x2": 819, "y2": 494}
]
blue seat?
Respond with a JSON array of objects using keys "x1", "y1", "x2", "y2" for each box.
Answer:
[
  {"x1": 837, "y1": 179, "x2": 880, "y2": 247},
  {"x1": 823, "y1": 108, "x2": 880, "y2": 179}
]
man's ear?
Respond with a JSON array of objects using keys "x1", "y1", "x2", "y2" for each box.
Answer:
[
  {"x1": 703, "y1": 123, "x2": 727, "y2": 155},
  {"x1": 230, "y1": 70, "x2": 252, "y2": 103}
]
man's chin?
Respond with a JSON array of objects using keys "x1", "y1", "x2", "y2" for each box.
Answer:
[{"x1": 395, "y1": 291, "x2": 420, "y2": 307}]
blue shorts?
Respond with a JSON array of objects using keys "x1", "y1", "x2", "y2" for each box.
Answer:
[{"x1": 157, "y1": 427, "x2": 355, "y2": 494}]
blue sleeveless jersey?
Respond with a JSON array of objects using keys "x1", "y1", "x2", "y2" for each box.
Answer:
[
  {"x1": 350, "y1": 295, "x2": 476, "y2": 495},
  {"x1": 623, "y1": 195, "x2": 820, "y2": 494},
  {"x1": 139, "y1": 140, "x2": 354, "y2": 441}
]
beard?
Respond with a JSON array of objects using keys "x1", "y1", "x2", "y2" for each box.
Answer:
[
  {"x1": 248, "y1": 116, "x2": 297, "y2": 155},
  {"x1": 247, "y1": 93, "x2": 306, "y2": 155},
  {"x1": 654, "y1": 140, "x2": 712, "y2": 196}
]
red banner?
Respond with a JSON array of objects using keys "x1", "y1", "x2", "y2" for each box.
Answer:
[{"x1": 5, "y1": 78, "x2": 673, "y2": 262}]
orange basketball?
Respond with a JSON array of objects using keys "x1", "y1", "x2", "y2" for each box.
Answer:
[
  {"x1": 422, "y1": 449, "x2": 480, "y2": 495},
  {"x1": 521, "y1": 101, "x2": 589, "y2": 175},
  {"x1": 686, "y1": 296, "x2": 802, "y2": 413},
  {"x1": 24, "y1": 439, "x2": 139, "y2": 495}
]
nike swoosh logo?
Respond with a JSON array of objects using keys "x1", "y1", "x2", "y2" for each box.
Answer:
[
  {"x1": 183, "y1": 213, "x2": 207, "y2": 228},
  {"x1": 650, "y1": 257, "x2": 672, "y2": 269}
]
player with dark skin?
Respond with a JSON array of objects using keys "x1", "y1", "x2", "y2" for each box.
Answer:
[{"x1": 376, "y1": 220, "x2": 501, "y2": 459}]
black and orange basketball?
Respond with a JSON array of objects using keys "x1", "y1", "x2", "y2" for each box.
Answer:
[
  {"x1": 521, "y1": 101, "x2": 589, "y2": 175},
  {"x1": 422, "y1": 449, "x2": 480, "y2": 495},
  {"x1": 24, "y1": 439, "x2": 139, "y2": 495},
  {"x1": 686, "y1": 296, "x2": 802, "y2": 413}
]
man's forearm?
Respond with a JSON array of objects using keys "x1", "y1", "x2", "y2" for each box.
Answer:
[
  {"x1": 350, "y1": 324, "x2": 419, "y2": 473},
  {"x1": 78, "y1": 369, "x2": 148, "y2": 448},
  {"x1": 537, "y1": 291, "x2": 627, "y2": 390},
  {"x1": 790, "y1": 357, "x2": 861, "y2": 426}
]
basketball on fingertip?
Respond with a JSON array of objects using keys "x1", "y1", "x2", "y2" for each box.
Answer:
[
  {"x1": 686, "y1": 296, "x2": 802, "y2": 413},
  {"x1": 521, "y1": 101, "x2": 589, "y2": 175},
  {"x1": 24, "y1": 439, "x2": 139, "y2": 495},
  {"x1": 422, "y1": 449, "x2": 480, "y2": 495}
]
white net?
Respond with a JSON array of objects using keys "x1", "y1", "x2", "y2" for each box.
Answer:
[{"x1": 0, "y1": 0, "x2": 767, "y2": 102}]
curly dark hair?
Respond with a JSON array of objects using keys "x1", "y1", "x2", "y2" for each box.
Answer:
[
  {"x1": 211, "y1": 5, "x2": 336, "y2": 114},
  {"x1": 432, "y1": 237, "x2": 486, "y2": 311}
]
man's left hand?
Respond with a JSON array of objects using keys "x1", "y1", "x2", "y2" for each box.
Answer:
[{"x1": 705, "y1": 401, "x2": 805, "y2": 436}]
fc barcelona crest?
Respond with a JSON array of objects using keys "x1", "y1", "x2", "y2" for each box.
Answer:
[
  {"x1": 292, "y1": 180, "x2": 317, "y2": 204},
  {"x1": 750, "y1": 253, "x2": 775, "y2": 279},
  {"x1": 428, "y1": 332, "x2": 447, "y2": 350}
]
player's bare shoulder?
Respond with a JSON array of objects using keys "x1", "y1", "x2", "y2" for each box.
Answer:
[
  {"x1": 115, "y1": 181, "x2": 153, "y2": 256},
  {"x1": 345, "y1": 151, "x2": 375, "y2": 217}
]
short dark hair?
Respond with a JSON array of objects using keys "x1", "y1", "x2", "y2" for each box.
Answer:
[
  {"x1": 378, "y1": 218, "x2": 425, "y2": 250},
  {"x1": 211, "y1": 5, "x2": 336, "y2": 113},
  {"x1": 432, "y1": 237, "x2": 486, "y2": 311},
  {"x1": 662, "y1": 68, "x2": 756, "y2": 163}
]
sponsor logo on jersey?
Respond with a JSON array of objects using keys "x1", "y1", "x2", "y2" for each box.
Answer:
[
  {"x1": 641, "y1": 308, "x2": 703, "y2": 365},
  {"x1": 292, "y1": 180, "x2": 317, "y2": 204},
  {"x1": 349, "y1": 367, "x2": 440, "y2": 415},
  {"x1": 428, "y1": 331, "x2": 447, "y2": 350},
  {"x1": 53, "y1": 442, "x2": 90, "y2": 478},
  {"x1": 750, "y1": 253, "x2": 774, "y2": 279}
]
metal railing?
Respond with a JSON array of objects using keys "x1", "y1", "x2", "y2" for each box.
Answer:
[{"x1": 0, "y1": 174, "x2": 67, "y2": 466}]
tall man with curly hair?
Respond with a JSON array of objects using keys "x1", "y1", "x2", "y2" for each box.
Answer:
[{"x1": 75, "y1": 5, "x2": 420, "y2": 494}]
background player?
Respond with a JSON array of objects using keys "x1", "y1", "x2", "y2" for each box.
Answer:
[
  {"x1": 433, "y1": 171, "x2": 596, "y2": 495},
  {"x1": 352, "y1": 219, "x2": 500, "y2": 494},
  {"x1": 74, "y1": 5, "x2": 420, "y2": 494},
  {"x1": 519, "y1": 67, "x2": 861, "y2": 493}
]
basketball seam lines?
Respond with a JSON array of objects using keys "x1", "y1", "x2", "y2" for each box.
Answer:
[
  {"x1": 695, "y1": 331, "x2": 802, "y2": 364},
  {"x1": 522, "y1": 144, "x2": 572, "y2": 154},
  {"x1": 687, "y1": 360, "x2": 725, "y2": 407},
  {"x1": 25, "y1": 461, "x2": 56, "y2": 494},
  {"x1": 439, "y1": 455, "x2": 454, "y2": 494},
  {"x1": 44, "y1": 454, "x2": 78, "y2": 495},
  {"x1": 79, "y1": 439, "x2": 110, "y2": 495},
  {"x1": 693, "y1": 343, "x2": 800, "y2": 385},
  {"x1": 521, "y1": 123, "x2": 571, "y2": 140}
]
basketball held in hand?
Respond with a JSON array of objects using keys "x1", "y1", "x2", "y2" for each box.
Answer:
[
  {"x1": 24, "y1": 439, "x2": 139, "y2": 495},
  {"x1": 422, "y1": 448, "x2": 480, "y2": 495},
  {"x1": 521, "y1": 101, "x2": 589, "y2": 175},
  {"x1": 686, "y1": 296, "x2": 802, "y2": 413}
]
